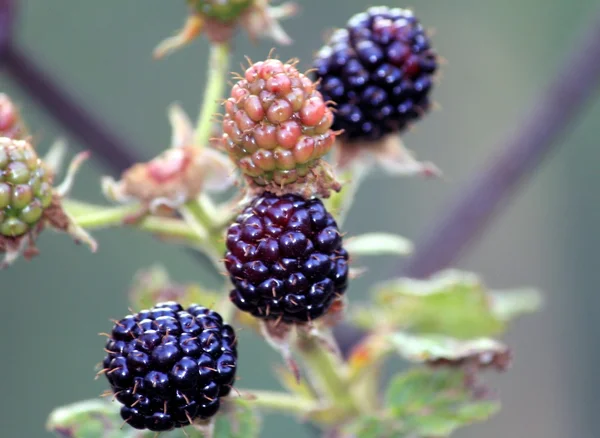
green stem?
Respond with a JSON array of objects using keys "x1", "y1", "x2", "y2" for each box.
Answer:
[
  {"x1": 239, "y1": 390, "x2": 317, "y2": 416},
  {"x1": 194, "y1": 42, "x2": 231, "y2": 147},
  {"x1": 184, "y1": 199, "x2": 214, "y2": 229},
  {"x1": 325, "y1": 163, "x2": 369, "y2": 228},
  {"x1": 184, "y1": 198, "x2": 227, "y2": 254},
  {"x1": 296, "y1": 331, "x2": 358, "y2": 415},
  {"x1": 63, "y1": 201, "x2": 206, "y2": 245}
]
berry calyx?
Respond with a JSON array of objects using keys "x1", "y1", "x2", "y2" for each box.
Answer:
[
  {"x1": 313, "y1": 7, "x2": 438, "y2": 143},
  {"x1": 224, "y1": 192, "x2": 349, "y2": 324},
  {"x1": 154, "y1": 1, "x2": 296, "y2": 58},
  {"x1": 0, "y1": 138, "x2": 53, "y2": 237},
  {"x1": 221, "y1": 58, "x2": 341, "y2": 197},
  {"x1": 102, "y1": 302, "x2": 238, "y2": 432}
]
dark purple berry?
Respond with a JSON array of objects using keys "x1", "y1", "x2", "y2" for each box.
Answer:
[
  {"x1": 313, "y1": 7, "x2": 438, "y2": 143},
  {"x1": 102, "y1": 303, "x2": 238, "y2": 432},
  {"x1": 225, "y1": 192, "x2": 349, "y2": 323}
]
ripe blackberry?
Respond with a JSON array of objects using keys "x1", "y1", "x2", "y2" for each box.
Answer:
[
  {"x1": 224, "y1": 192, "x2": 349, "y2": 324},
  {"x1": 0, "y1": 138, "x2": 53, "y2": 237},
  {"x1": 102, "y1": 302, "x2": 238, "y2": 432},
  {"x1": 189, "y1": 0, "x2": 253, "y2": 22},
  {"x1": 313, "y1": 6, "x2": 438, "y2": 143},
  {"x1": 221, "y1": 58, "x2": 338, "y2": 193}
]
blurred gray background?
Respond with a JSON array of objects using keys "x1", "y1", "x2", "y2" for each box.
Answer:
[{"x1": 1, "y1": 0, "x2": 599, "y2": 437}]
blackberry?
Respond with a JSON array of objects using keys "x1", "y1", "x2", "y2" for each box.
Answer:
[
  {"x1": 220, "y1": 58, "x2": 338, "y2": 190},
  {"x1": 224, "y1": 192, "x2": 349, "y2": 324},
  {"x1": 189, "y1": 0, "x2": 253, "y2": 22},
  {"x1": 102, "y1": 302, "x2": 238, "y2": 432},
  {"x1": 0, "y1": 138, "x2": 53, "y2": 237},
  {"x1": 313, "y1": 6, "x2": 438, "y2": 143}
]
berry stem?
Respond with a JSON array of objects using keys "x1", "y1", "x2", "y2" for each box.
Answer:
[
  {"x1": 183, "y1": 198, "x2": 226, "y2": 254},
  {"x1": 295, "y1": 330, "x2": 358, "y2": 416},
  {"x1": 194, "y1": 42, "x2": 231, "y2": 148},
  {"x1": 239, "y1": 390, "x2": 317, "y2": 416},
  {"x1": 63, "y1": 200, "x2": 207, "y2": 245},
  {"x1": 325, "y1": 163, "x2": 368, "y2": 227}
]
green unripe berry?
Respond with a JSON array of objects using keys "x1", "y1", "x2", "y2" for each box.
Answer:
[
  {"x1": 0, "y1": 138, "x2": 53, "y2": 238},
  {"x1": 190, "y1": 0, "x2": 253, "y2": 22}
]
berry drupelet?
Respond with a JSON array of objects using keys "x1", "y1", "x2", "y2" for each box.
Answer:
[
  {"x1": 102, "y1": 302, "x2": 238, "y2": 432},
  {"x1": 221, "y1": 58, "x2": 338, "y2": 192},
  {"x1": 224, "y1": 192, "x2": 349, "y2": 324},
  {"x1": 0, "y1": 138, "x2": 53, "y2": 237},
  {"x1": 313, "y1": 6, "x2": 438, "y2": 143}
]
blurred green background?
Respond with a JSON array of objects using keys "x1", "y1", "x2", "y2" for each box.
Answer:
[{"x1": 1, "y1": 0, "x2": 600, "y2": 437}]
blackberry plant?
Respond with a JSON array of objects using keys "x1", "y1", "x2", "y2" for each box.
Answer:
[{"x1": 2, "y1": 2, "x2": 542, "y2": 438}]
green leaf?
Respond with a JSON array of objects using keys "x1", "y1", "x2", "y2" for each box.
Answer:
[
  {"x1": 354, "y1": 269, "x2": 542, "y2": 338},
  {"x1": 214, "y1": 398, "x2": 261, "y2": 438},
  {"x1": 129, "y1": 265, "x2": 220, "y2": 310},
  {"x1": 345, "y1": 233, "x2": 413, "y2": 257},
  {"x1": 47, "y1": 399, "x2": 132, "y2": 438},
  {"x1": 389, "y1": 332, "x2": 511, "y2": 369},
  {"x1": 48, "y1": 398, "x2": 260, "y2": 438},
  {"x1": 489, "y1": 288, "x2": 543, "y2": 321},
  {"x1": 384, "y1": 368, "x2": 500, "y2": 437},
  {"x1": 342, "y1": 416, "x2": 403, "y2": 438}
]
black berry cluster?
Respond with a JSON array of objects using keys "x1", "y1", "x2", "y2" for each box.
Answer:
[
  {"x1": 102, "y1": 302, "x2": 237, "y2": 432},
  {"x1": 225, "y1": 192, "x2": 349, "y2": 323},
  {"x1": 313, "y1": 6, "x2": 438, "y2": 143}
]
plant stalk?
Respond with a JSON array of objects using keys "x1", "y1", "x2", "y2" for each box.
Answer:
[
  {"x1": 194, "y1": 42, "x2": 231, "y2": 148},
  {"x1": 295, "y1": 331, "x2": 358, "y2": 415},
  {"x1": 63, "y1": 201, "x2": 206, "y2": 245},
  {"x1": 240, "y1": 390, "x2": 316, "y2": 416}
]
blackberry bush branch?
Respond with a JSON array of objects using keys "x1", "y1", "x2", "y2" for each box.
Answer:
[
  {"x1": 402, "y1": 6, "x2": 600, "y2": 279},
  {"x1": 0, "y1": 0, "x2": 14, "y2": 62},
  {"x1": 3, "y1": 46, "x2": 139, "y2": 173}
]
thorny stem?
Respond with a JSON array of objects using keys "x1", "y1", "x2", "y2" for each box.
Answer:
[{"x1": 194, "y1": 42, "x2": 231, "y2": 148}]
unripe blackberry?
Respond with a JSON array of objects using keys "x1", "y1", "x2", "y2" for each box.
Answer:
[
  {"x1": 0, "y1": 94, "x2": 26, "y2": 140},
  {"x1": 314, "y1": 7, "x2": 438, "y2": 143},
  {"x1": 189, "y1": 0, "x2": 253, "y2": 22},
  {"x1": 102, "y1": 302, "x2": 238, "y2": 432},
  {"x1": 0, "y1": 138, "x2": 53, "y2": 237},
  {"x1": 225, "y1": 192, "x2": 349, "y2": 324},
  {"x1": 221, "y1": 58, "x2": 339, "y2": 194}
]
